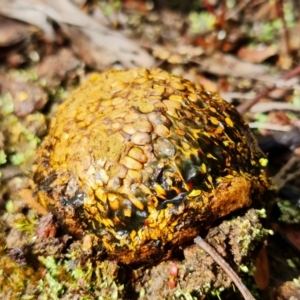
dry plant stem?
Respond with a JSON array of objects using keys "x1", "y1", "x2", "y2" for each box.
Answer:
[
  {"x1": 220, "y1": 0, "x2": 227, "y2": 30},
  {"x1": 194, "y1": 236, "x2": 256, "y2": 300},
  {"x1": 237, "y1": 64, "x2": 300, "y2": 114},
  {"x1": 203, "y1": 0, "x2": 218, "y2": 17},
  {"x1": 248, "y1": 122, "x2": 291, "y2": 131},
  {"x1": 272, "y1": 155, "x2": 300, "y2": 189},
  {"x1": 276, "y1": 0, "x2": 291, "y2": 54}
]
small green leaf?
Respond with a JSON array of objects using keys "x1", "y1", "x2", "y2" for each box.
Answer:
[
  {"x1": 10, "y1": 153, "x2": 25, "y2": 165},
  {"x1": 0, "y1": 150, "x2": 7, "y2": 165}
]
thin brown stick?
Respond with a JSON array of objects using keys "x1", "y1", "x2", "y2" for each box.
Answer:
[
  {"x1": 194, "y1": 236, "x2": 256, "y2": 300},
  {"x1": 203, "y1": 0, "x2": 218, "y2": 17},
  {"x1": 276, "y1": 0, "x2": 291, "y2": 55},
  {"x1": 237, "y1": 64, "x2": 300, "y2": 114},
  {"x1": 219, "y1": 0, "x2": 227, "y2": 30}
]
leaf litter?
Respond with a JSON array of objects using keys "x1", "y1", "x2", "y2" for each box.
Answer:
[{"x1": 0, "y1": 0, "x2": 300, "y2": 299}]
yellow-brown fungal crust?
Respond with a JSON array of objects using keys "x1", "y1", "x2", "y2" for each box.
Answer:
[{"x1": 33, "y1": 68, "x2": 269, "y2": 264}]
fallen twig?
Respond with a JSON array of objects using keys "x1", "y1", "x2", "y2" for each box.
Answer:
[
  {"x1": 248, "y1": 123, "x2": 291, "y2": 131},
  {"x1": 249, "y1": 101, "x2": 300, "y2": 114},
  {"x1": 272, "y1": 156, "x2": 300, "y2": 190},
  {"x1": 194, "y1": 236, "x2": 256, "y2": 300},
  {"x1": 237, "y1": 64, "x2": 300, "y2": 114},
  {"x1": 276, "y1": 0, "x2": 291, "y2": 55}
]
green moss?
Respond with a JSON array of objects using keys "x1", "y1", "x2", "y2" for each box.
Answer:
[
  {"x1": 10, "y1": 153, "x2": 26, "y2": 166},
  {"x1": 0, "y1": 106, "x2": 42, "y2": 172},
  {"x1": 277, "y1": 199, "x2": 300, "y2": 224},
  {"x1": 5, "y1": 200, "x2": 14, "y2": 214},
  {"x1": 15, "y1": 217, "x2": 36, "y2": 233},
  {"x1": 0, "y1": 236, "x2": 42, "y2": 298},
  {"x1": 0, "y1": 93, "x2": 14, "y2": 115},
  {"x1": 32, "y1": 244, "x2": 124, "y2": 299},
  {"x1": 0, "y1": 239, "x2": 124, "y2": 298},
  {"x1": 188, "y1": 11, "x2": 215, "y2": 34}
]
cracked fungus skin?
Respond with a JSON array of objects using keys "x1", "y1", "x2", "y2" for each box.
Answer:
[{"x1": 33, "y1": 68, "x2": 269, "y2": 264}]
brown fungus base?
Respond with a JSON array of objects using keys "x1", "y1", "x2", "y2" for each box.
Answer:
[{"x1": 33, "y1": 68, "x2": 269, "y2": 265}]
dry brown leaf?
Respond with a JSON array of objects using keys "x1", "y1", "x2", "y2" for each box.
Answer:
[
  {"x1": 0, "y1": 74, "x2": 48, "y2": 117},
  {"x1": 254, "y1": 246, "x2": 269, "y2": 290},
  {"x1": 0, "y1": 0, "x2": 59, "y2": 40},
  {"x1": 281, "y1": 224, "x2": 300, "y2": 252},
  {"x1": 252, "y1": 1, "x2": 277, "y2": 21},
  {"x1": 280, "y1": 23, "x2": 300, "y2": 53},
  {"x1": 238, "y1": 45, "x2": 277, "y2": 64},
  {"x1": 197, "y1": 74, "x2": 217, "y2": 92},
  {"x1": 37, "y1": 48, "x2": 81, "y2": 88},
  {"x1": 0, "y1": 16, "x2": 33, "y2": 47},
  {"x1": 0, "y1": 0, "x2": 154, "y2": 69},
  {"x1": 193, "y1": 52, "x2": 269, "y2": 78}
]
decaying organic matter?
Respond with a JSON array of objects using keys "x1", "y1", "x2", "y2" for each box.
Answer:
[{"x1": 33, "y1": 68, "x2": 269, "y2": 265}]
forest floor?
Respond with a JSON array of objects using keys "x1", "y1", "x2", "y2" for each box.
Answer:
[{"x1": 0, "y1": 1, "x2": 300, "y2": 299}]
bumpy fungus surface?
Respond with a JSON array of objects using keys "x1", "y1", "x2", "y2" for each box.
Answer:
[{"x1": 33, "y1": 68, "x2": 269, "y2": 264}]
